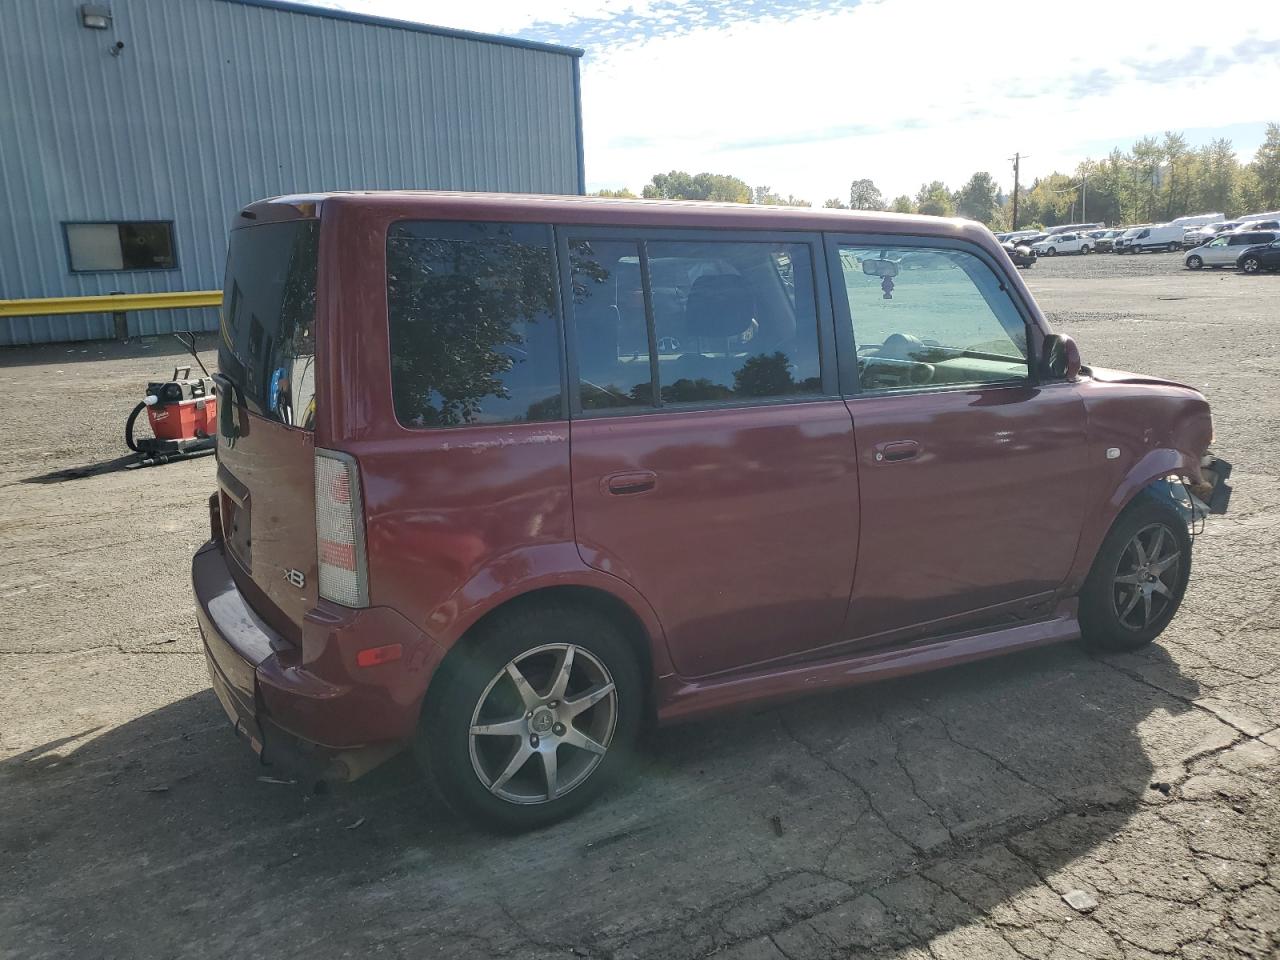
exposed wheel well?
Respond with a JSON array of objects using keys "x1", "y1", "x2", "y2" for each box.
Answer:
[{"x1": 422, "y1": 586, "x2": 658, "y2": 724}]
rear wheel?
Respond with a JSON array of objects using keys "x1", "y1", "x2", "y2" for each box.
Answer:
[
  {"x1": 1168, "y1": 242, "x2": 1179, "y2": 253},
  {"x1": 1241, "y1": 256, "x2": 1262, "y2": 274},
  {"x1": 1186, "y1": 255, "x2": 1203, "y2": 270},
  {"x1": 1080, "y1": 244, "x2": 1090, "y2": 254},
  {"x1": 418, "y1": 605, "x2": 643, "y2": 831},
  {"x1": 1080, "y1": 497, "x2": 1191, "y2": 652}
]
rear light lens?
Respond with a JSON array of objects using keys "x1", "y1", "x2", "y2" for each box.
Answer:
[
  {"x1": 314, "y1": 449, "x2": 369, "y2": 607},
  {"x1": 209, "y1": 493, "x2": 222, "y2": 542}
]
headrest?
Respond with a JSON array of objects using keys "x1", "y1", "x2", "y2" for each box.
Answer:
[{"x1": 685, "y1": 274, "x2": 754, "y2": 340}]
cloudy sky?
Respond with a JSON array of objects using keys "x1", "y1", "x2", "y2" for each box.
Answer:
[{"x1": 314, "y1": 0, "x2": 1280, "y2": 204}]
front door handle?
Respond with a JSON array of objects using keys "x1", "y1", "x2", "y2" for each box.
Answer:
[
  {"x1": 604, "y1": 471, "x2": 658, "y2": 495},
  {"x1": 875, "y1": 440, "x2": 920, "y2": 463}
]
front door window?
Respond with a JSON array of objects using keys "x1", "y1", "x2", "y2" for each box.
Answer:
[{"x1": 837, "y1": 244, "x2": 1028, "y2": 393}]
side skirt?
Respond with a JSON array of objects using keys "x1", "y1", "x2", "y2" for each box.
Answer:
[{"x1": 654, "y1": 602, "x2": 1080, "y2": 725}]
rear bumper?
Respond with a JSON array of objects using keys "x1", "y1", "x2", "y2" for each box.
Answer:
[{"x1": 193, "y1": 540, "x2": 444, "y2": 755}]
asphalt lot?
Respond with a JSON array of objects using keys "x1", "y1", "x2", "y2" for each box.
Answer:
[{"x1": 1, "y1": 250, "x2": 1277, "y2": 960}]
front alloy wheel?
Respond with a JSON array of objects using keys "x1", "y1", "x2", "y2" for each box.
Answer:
[
  {"x1": 1242, "y1": 257, "x2": 1261, "y2": 274},
  {"x1": 1186, "y1": 255, "x2": 1202, "y2": 270},
  {"x1": 1110, "y1": 524, "x2": 1182, "y2": 631},
  {"x1": 1080, "y1": 497, "x2": 1191, "y2": 651}
]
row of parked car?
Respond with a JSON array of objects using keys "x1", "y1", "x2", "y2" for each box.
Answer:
[{"x1": 995, "y1": 210, "x2": 1280, "y2": 274}]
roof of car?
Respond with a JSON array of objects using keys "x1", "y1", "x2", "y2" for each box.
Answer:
[{"x1": 238, "y1": 191, "x2": 1000, "y2": 248}]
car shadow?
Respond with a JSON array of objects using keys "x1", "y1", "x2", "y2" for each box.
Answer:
[{"x1": 0, "y1": 641, "x2": 1208, "y2": 960}]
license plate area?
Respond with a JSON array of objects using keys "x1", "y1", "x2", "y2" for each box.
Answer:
[{"x1": 218, "y1": 464, "x2": 253, "y2": 570}]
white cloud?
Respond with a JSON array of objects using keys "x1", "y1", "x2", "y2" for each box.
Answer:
[
  {"x1": 313, "y1": 0, "x2": 1280, "y2": 205},
  {"x1": 579, "y1": 0, "x2": 1280, "y2": 203}
]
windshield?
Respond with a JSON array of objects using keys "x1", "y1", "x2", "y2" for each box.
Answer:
[{"x1": 219, "y1": 220, "x2": 320, "y2": 429}]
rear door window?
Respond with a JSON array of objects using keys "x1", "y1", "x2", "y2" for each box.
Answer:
[
  {"x1": 220, "y1": 220, "x2": 319, "y2": 428},
  {"x1": 386, "y1": 221, "x2": 564, "y2": 427},
  {"x1": 566, "y1": 236, "x2": 824, "y2": 411}
]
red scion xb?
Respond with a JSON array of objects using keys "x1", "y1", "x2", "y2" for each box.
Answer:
[{"x1": 194, "y1": 192, "x2": 1231, "y2": 830}]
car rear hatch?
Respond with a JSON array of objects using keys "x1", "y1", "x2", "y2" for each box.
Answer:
[{"x1": 214, "y1": 211, "x2": 321, "y2": 647}]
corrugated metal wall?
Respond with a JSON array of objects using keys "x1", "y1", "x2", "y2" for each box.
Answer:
[{"x1": 0, "y1": 0, "x2": 583, "y2": 345}]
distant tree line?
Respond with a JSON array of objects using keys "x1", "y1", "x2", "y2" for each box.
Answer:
[{"x1": 590, "y1": 123, "x2": 1280, "y2": 230}]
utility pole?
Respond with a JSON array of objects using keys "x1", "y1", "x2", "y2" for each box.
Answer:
[{"x1": 1009, "y1": 152, "x2": 1027, "y2": 230}]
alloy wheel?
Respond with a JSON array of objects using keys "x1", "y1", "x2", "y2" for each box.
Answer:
[
  {"x1": 1111, "y1": 523, "x2": 1182, "y2": 631},
  {"x1": 1243, "y1": 258, "x2": 1260, "y2": 274},
  {"x1": 468, "y1": 643, "x2": 619, "y2": 804}
]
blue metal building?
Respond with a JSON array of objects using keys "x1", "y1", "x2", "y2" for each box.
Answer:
[{"x1": 0, "y1": 0, "x2": 585, "y2": 345}]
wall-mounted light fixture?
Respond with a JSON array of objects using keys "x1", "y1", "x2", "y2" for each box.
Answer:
[{"x1": 80, "y1": 4, "x2": 112, "y2": 29}]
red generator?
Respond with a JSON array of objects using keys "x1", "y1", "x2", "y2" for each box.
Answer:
[{"x1": 126, "y1": 365, "x2": 218, "y2": 466}]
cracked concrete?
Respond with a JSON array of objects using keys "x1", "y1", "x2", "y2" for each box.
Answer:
[{"x1": 1, "y1": 253, "x2": 1277, "y2": 959}]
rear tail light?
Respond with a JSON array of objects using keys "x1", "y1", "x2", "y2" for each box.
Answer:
[{"x1": 314, "y1": 449, "x2": 369, "y2": 607}]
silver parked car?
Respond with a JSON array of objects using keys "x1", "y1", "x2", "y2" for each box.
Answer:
[{"x1": 1184, "y1": 230, "x2": 1279, "y2": 269}]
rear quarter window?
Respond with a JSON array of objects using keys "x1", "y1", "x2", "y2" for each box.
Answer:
[
  {"x1": 220, "y1": 220, "x2": 319, "y2": 428},
  {"x1": 386, "y1": 221, "x2": 564, "y2": 428}
]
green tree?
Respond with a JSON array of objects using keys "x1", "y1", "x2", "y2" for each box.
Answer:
[
  {"x1": 1161, "y1": 131, "x2": 1190, "y2": 218},
  {"x1": 1249, "y1": 122, "x2": 1280, "y2": 210},
  {"x1": 642, "y1": 170, "x2": 752, "y2": 203},
  {"x1": 954, "y1": 172, "x2": 1000, "y2": 225},
  {"x1": 752, "y1": 185, "x2": 810, "y2": 207},
  {"x1": 889, "y1": 194, "x2": 915, "y2": 214},
  {"x1": 848, "y1": 179, "x2": 885, "y2": 211},
  {"x1": 914, "y1": 181, "x2": 955, "y2": 217},
  {"x1": 1192, "y1": 139, "x2": 1240, "y2": 216},
  {"x1": 1131, "y1": 136, "x2": 1163, "y2": 222},
  {"x1": 589, "y1": 187, "x2": 638, "y2": 199},
  {"x1": 822, "y1": 197, "x2": 850, "y2": 209}
]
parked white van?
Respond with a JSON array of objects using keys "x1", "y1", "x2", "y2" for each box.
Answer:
[
  {"x1": 1115, "y1": 225, "x2": 1170, "y2": 253},
  {"x1": 1120, "y1": 214, "x2": 1224, "y2": 254}
]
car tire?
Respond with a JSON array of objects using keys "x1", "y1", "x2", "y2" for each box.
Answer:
[
  {"x1": 1186, "y1": 255, "x2": 1203, "y2": 270},
  {"x1": 1080, "y1": 245, "x2": 1090, "y2": 254},
  {"x1": 1241, "y1": 256, "x2": 1262, "y2": 274},
  {"x1": 1047, "y1": 247, "x2": 1057, "y2": 256},
  {"x1": 1079, "y1": 495, "x2": 1191, "y2": 653},
  {"x1": 417, "y1": 604, "x2": 644, "y2": 832},
  {"x1": 1168, "y1": 242, "x2": 1179, "y2": 253}
]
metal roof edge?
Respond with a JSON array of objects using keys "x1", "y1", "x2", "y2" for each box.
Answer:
[{"x1": 214, "y1": 0, "x2": 585, "y2": 57}]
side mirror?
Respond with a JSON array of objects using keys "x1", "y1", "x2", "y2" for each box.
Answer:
[{"x1": 1040, "y1": 333, "x2": 1081, "y2": 381}]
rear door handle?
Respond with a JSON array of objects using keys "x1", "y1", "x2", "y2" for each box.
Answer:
[
  {"x1": 875, "y1": 440, "x2": 920, "y2": 463},
  {"x1": 604, "y1": 471, "x2": 658, "y2": 495}
]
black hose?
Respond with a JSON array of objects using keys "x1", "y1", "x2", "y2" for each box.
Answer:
[{"x1": 125, "y1": 401, "x2": 147, "y2": 452}]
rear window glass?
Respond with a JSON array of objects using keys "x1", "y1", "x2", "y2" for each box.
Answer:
[
  {"x1": 386, "y1": 221, "x2": 563, "y2": 428},
  {"x1": 567, "y1": 237, "x2": 823, "y2": 411},
  {"x1": 219, "y1": 220, "x2": 319, "y2": 428}
]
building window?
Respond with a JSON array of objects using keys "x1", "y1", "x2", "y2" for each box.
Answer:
[{"x1": 63, "y1": 221, "x2": 177, "y2": 272}]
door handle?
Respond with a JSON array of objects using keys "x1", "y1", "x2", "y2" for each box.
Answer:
[
  {"x1": 875, "y1": 440, "x2": 920, "y2": 463},
  {"x1": 604, "y1": 471, "x2": 658, "y2": 495}
]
